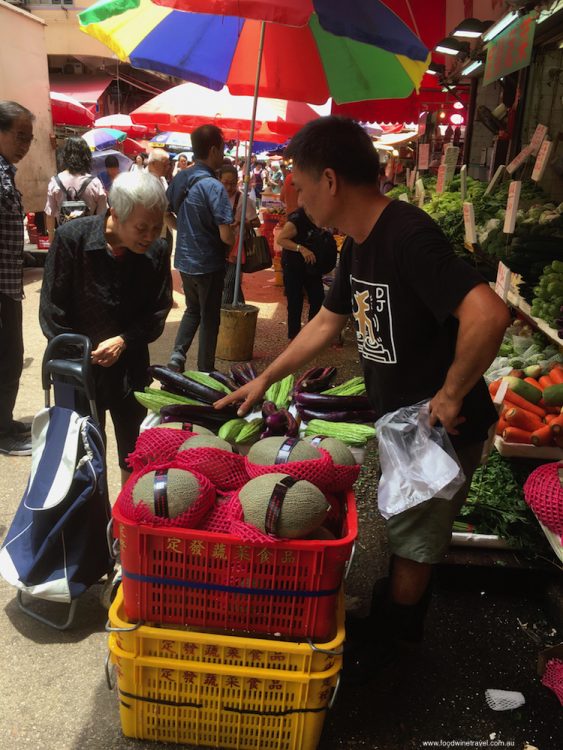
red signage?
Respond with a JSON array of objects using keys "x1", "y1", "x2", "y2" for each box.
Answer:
[{"x1": 483, "y1": 13, "x2": 536, "y2": 87}]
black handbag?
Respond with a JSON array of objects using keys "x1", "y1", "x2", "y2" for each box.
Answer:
[{"x1": 242, "y1": 229, "x2": 272, "y2": 274}]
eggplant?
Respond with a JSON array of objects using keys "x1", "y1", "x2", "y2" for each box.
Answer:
[
  {"x1": 209, "y1": 370, "x2": 237, "y2": 391},
  {"x1": 294, "y1": 391, "x2": 371, "y2": 410},
  {"x1": 280, "y1": 408, "x2": 299, "y2": 438},
  {"x1": 296, "y1": 406, "x2": 377, "y2": 424},
  {"x1": 230, "y1": 364, "x2": 252, "y2": 386},
  {"x1": 148, "y1": 365, "x2": 225, "y2": 404},
  {"x1": 261, "y1": 400, "x2": 278, "y2": 418},
  {"x1": 266, "y1": 411, "x2": 289, "y2": 432},
  {"x1": 294, "y1": 367, "x2": 324, "y2": 393},
  {"x1": 161, "y1": 402, "x2": 239, "y2": 429},
  {"x1": 294, "y1": 366, "x2": 337, "y2": 393}
]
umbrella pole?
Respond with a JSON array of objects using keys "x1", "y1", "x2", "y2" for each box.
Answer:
[{"x1": 232, "y1": 20, "x2": 266, "y2": 307}]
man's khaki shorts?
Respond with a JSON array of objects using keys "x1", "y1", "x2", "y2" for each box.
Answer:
[{"x1": 386, "y1": 441, "x2": 484, "y2": 565}]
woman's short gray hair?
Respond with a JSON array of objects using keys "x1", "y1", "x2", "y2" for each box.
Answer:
[{"x1": 109, "y1": 171, "x2": 167, "y2": 222}]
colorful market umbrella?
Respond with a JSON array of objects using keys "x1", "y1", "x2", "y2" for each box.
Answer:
[
  {"x1": 91, "y1": 148, "x2": 133, "y2": 175},
  {"x1": 50, "y1": 91, "x2": 95, "y2": 127},
  {"x1": 79, "y1": 0, "x2": 430, "y2": 105},
  {"x1": 122, "y1": 137, "x2": 146, "y2": 156},
  {"x1": 82, "y1": 127, "x2": 128, "y2": 151},
  {"x1": 94, "y1": 113, "x2": 149, "y2": 137},
  {"x1": 150, "y1": 131, "x2": 192, "y2": 152}
]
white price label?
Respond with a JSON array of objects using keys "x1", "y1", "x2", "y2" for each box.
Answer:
[
  {"x1": 398, "y1": 193, "x2": 410, "y2": 202},
  {"x1": 503, "y1": 181, "x2": 522, "y2": 234},
  {"x1": 443, "y1": 146, "x2": 459, "y2": 166},
  {"x1": 531, "y1": 139, "x2": 553, "y2": 182},
  {"x1": 408, "y1": 169, "x2": 417, "y2": 190},
  {"x1": 436, "y1": 165, "x2": 446, "y2": 194},
  {"x1": 484, "y1": 165, "x2": 505, "y2": 196},
  {"x1": 506, "y1": 145, "x2": 533, "y2": 175},
  {"x1": 463, "y1": 202, "x2": 477, "y2": 245},
  {"x1": 460, "y1": 165, "x2": 467, "y2": 201},
  {"x1": 418, "y1": 143, "x2": 430, "y2": 171},
  {"x1": 495, "y1": 261, "x2": 511, "y2": 302},
  {"x1": 530, "y1": 123, "x2": 548, "y2": 155}
]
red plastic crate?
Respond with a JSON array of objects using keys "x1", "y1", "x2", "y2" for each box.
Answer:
[{"x1": 113, "y1": 492, "x2": 357, "y2": 640}]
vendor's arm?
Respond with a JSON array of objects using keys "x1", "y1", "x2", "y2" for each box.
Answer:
[
  {"x1": 214, "y1": 306, "x2": 348, "y2": 416},
  {"x1": 429, "y1": 284, "x2": 510, "y2": 434},
  {"x1": 39, "y1": 232, "x2": 75, "y2": 339},
  {"x1": 276, "y1": 220, "x2": 315, "y2": 264}
]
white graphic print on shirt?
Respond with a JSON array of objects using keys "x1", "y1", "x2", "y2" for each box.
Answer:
[{"x1": 351, "y1": 277, "x2": 397, "y2": 365}]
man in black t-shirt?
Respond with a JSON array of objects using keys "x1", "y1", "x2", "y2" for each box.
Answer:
[{"x1": 215, "y1": 117, "x2": 510, "y2": 683}]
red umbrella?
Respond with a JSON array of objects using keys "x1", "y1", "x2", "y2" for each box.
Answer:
[
  {"x1": 122, "y1": 137, "x2": 146, "y2": 156},
  {"x1": 94, "y1": 113, "x2": 149, "y2": 137},
  {"x1": 50, "y1": 91, "x2": 95, "y2": 127}
]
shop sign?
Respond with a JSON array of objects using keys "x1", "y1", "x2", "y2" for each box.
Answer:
[
  {"x1": 463, "y1": 202, "x2": 477, "y2": 245},
  {"x1": 483, "y1": 13, "x2": 536, "y2": 87},
  {"x1": 532, "y1": 139, "x2": 553, "y2": 182},
  {"x1": 503, "y1": 181, "x2": 522, "y2": 234},
  {"x1": 530, "y1": 123, "x2": 548, "y2": 155},
  {"x1": 495, "y1": 261, "x2": 511, "y2": 302},
  {"x1": 484, "y1": 165, "x2": 505, "y2": 196},
  {"x1": 506, "y1": 145, "x2": 533, "y2": 175},
  {"x1": 418, "y1": 143, "x2": 430, "y2": 171},
  {"x1": 460, "y1": 165, "x2": 467, "y2": 201}
]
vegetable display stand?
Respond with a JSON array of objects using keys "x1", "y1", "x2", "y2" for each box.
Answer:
[
  {"x1": 493, "y1": 435, "x2": 563, "y2": 460},
  {"x1": 112, "y1": 492, "x2": 357, "y2": 640},
  {"x1": 261, "y1": 212, "x2": 284, "y2": 255},
  {"x1": 216, "y1": 304, "x2": 259, "y2": 362},
  {"x1": 107, "y1": 585, "x2": 343, "y2": 750}
]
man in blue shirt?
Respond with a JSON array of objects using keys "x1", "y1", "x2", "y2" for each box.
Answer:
[{"x1": 166, "y1": 125, "x2": 234, "y2": 372}]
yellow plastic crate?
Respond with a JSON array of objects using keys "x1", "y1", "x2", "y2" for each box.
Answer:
[{"x1": 107, "y1": 587, "x2": 344, "y2": 749}]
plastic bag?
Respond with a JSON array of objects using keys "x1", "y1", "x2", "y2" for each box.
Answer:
[{"x1": 376, "y1": 400, "x2": 466, "y2": 519}]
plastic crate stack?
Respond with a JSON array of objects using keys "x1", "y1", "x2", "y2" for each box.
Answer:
[{"x1": 108, "y1": 458, "x2": 357, "y2": 749}]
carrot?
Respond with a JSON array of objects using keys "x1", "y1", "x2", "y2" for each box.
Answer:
[
  {"x1": 539, "y1": 375, "x2": 554, "y2": 390},
  {"x1": 495, "y1": 417, "x2": 508, "y2": 436},
  {"x1": 502, "y1": 426, "x2": 533, "y2": 444},
  {"x1": 504, "y1": 406, "x2": 543, "y2": 432},
  {"x1": 545, "y1": 414, "x2": 558, "y2": 425},
  {"x1": 504, "y1": 389, "x2": 546, "y2": 418},
  {"x1": 488, "y1": 379, "x2": 502, "y2": 397},
  {"x1": 530, "y1": 425, "x2": 554, "y2": 447},
  {"x1": 524, "y1": 377, "x2": 543, "y2": 391},
  {"x1": 549, "y1": 413, "x2": 563, "y2": 435},
  {"x1": 549, "y1": 366, "x2": 563, "y2": 385}
]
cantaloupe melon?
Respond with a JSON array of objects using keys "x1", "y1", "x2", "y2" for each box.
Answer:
[
  {"x1": 157, "y1": 422, "x2": 213, "y2": 435},
  {"x1": 132, "y1": 468, "x2": 203, "y2": 519},
  {"x1": 239, "y1": 473, "x2": 329, "y2": 538},
  {"x1": 247, "y1": 436, "x2": 321, "y2": 466},
  {"x1": 304, "y1": 436, "x2": 356, "y2": 466},
  {"x1": 178, "y1": 434, "x2": 234, "y2": 452},
  {"x1": 305, "y1": 526, "x2": 336, "y2": 540}
]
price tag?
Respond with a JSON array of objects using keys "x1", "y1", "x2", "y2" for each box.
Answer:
[
  {"x1": 495, "y1": 261, "x2": 511, "y2": 302},
  {"x1": 463, "y1": 202, "x2": 477, "y2": 245},
  {"x1": 531, "y1": 139, "x2": 553, "y2": 182},
  {"x1": 444, "y1": 163, "x2": 456, "y2": 187},
  {"x1": 405, "y1": 167, "x2": 411, "y2": 186},
  {"x1": 443, "y1": 146, "x2": 459, "y2": 166},
  {"x1": 460, "y1": 165, "x2": 467, "y2": 201},
  {"x1": 436, "y1": 165, "x2": 446, "y2": 194},
  {"x1": 503, "y1": 180, "x2": 522, "y2": 234},
  {"x1": 506, "y1": 145, "x2": 533, "y2": 175},
  {"x1": 408, "y1": 169, "x2": 417, "y2": 190},
  {"x1": 529, "y1": 123, "x2": 548, "y2": 155},
  {"x1": 484, "y1": 165, "x2": 505, "y2": 196},
  {"x1": 398, "y1": 193, "x2": 410, "y2": 202},
  {"x1": 418, "y1": 143, "x2": 430, "y2": 171}
]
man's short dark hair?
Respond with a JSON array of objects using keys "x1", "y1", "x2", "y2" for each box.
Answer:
[
  {"x1": 191, "y1": 124, "x2": 224, "y2": 160},
  {"x1": 105, "y1": 154, "x2": 120, "y2": 169},
  {"x1": 61, "y1": 137, "x2": 92, "y2": 175},
  {"x1": 0, "y1": 101, "x2": 34, "y2": 132},
  {"x1": 285, "y1": 116, "x2": 380, "y2": 186}
]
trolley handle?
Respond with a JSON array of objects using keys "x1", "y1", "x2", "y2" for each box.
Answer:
[
  {"x1": 344, "y1": 540, "x2": 356, "y2": 580},
  {"x1": 42, "y1": 334, "x2": 95, "y2": 403},
  {"x1": 105, "y1": 651, "x2": 116, "y2": 691}
]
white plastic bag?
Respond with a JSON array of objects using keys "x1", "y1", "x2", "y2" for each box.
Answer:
[{"x1": 376, "y1": 400, "x2": 466, "y2": 519}]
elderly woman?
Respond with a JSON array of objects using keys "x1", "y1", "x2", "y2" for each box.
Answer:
[{"x1": 39, "y1": 172, "x2": 173, "y2": 484}]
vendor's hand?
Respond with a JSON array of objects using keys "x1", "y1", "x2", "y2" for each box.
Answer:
[
  {"x1": 214, "y1": 375, "x2": 268, "y2": 417},
  {"x1": 429, "y1": 388, "x2": 466, "y2": 435},
  {"x1": 299, "y1": 246, "x2": 316, "y2": 265},
  {"x1": 92, "y1": 336, "x2": 126, "y2": 368}
]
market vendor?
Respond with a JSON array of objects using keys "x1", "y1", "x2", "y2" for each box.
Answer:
[
  {"x1": 39, "y1": 172, "x2": 172, "y2": 486},
  {"x1": 215, "y1": 116, "x2": 510, "y2": 684}
]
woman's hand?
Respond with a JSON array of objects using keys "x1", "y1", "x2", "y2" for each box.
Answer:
[
  {"x1": 299, "y1": 245, "x2": 316, "y2": 265},
  {"x1": 92, "y1": 336, "x2": 126, "y2": 367},
  {"x1": 214, "y1": 375, "x2": 269, "y2": 417}
]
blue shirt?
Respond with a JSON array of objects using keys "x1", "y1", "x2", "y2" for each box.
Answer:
[{"x1": 167, "y1": 162, "x2": 233, "y2": 275}]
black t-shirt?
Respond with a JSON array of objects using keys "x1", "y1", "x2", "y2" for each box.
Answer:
[
  {"x1": 282, "y1": 208, "x2": 335, "y2": 275},
  {"x1": 323, "y1": 200, "x2": 497, "y2": 447}
]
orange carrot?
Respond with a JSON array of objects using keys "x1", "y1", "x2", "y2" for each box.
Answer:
[
  {"x1": 504, "y1": 407, "x2": 544, "y2": 432},
  {"x1": 531, "y1": 425, "x2": 554, "y2": 447},
  {"x1": 495, "y1": 418, "x2": 508, "y2": 436},
  {"x1": 524, "y1": 377, "x2": 543, "y2": 391},
  {"x1": 549, "y1": 367, "x2": 563, "y2": 385},
  {"x1": 504, "y1": 389, "x2": 546, "y2": 418},
  {"x1": 503, "y1": 426, "x2": 533, "y2": 444},
  {"x1": 549, "y1": 414, "x2": 563, "y2": 435},
  {"x1": 545, "y1": 414, "x2": 558, "y2": 425},
  {"x1": 539, "y1": 375, "x2": 554, "y2": 390},
  {"x1": 488, "y1": 379, "x2": 502, "y2": 397}
]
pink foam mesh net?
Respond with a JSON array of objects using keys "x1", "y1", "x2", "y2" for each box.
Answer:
[
  {"x1": 176, "y1": 447, "x2": 249, "y2": 491},
  {"x1": 114, "y1": 461, "x2": 215, "y2": 529},
  {"x1": 126, "y1": 426, "x2": 196, "y2": 472},
  {"x1": 523, "y1": 462, "x2": 563, "y2": 537},
  {"x1": 542, "y1": 658, "x2": 563, "y2": 706},
  {"x1": 245, "y1": 447, "x2": 337, "y2": 492},
  {"x1": 330, "y1": 462, "x2": 361, "y2": 493}
]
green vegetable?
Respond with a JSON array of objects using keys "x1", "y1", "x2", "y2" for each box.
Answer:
[
  {"x1": 235, "y1": 418, "x2": 264, "y2": 444},
  {"x1": 303, "y1": 419, "x2": 376, "y2": 446},
  {"x1": 218, "y1": 418, "x2": 248, "y2": 441},
  {"x1": 134, "y1": 388, "x2": 201, "y2": 413},
  {"x1": 264, "y1": 374, "x2": 294, "y2": 409},
  {"x1": 321, "y1": 376, "x2": 366, "y2": 396},
  {"x1": 182, "y1": 370, "x2": 231, "y2": 395},
  {"x1": 542, "y1": 384, "x2": 563, "y2": 407}
]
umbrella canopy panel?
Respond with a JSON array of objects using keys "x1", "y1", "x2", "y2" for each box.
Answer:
[
  {"x1": 94, "y1": 113, "x2": 149, "y2": 136},
  {"x1": 82, "y1": 127, "x2": 128, "y2": 151},
  {"x1": 50, "y1": 91, "x2": 95, "y2": 127}
]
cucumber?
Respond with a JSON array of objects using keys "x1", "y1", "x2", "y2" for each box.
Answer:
[
  {"x1": 542, "y1": 384, "x2": 563, "y2": 407},
  {"x1": 502, "y1": 376, "x2": 542, "y2": 404}
]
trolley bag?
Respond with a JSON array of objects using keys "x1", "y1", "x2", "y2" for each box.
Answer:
[{"x1": 0, "y1": 334, "x2": 113, "y2": 629}]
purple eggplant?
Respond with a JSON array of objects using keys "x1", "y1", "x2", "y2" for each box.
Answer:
[
  {"x1": 294, "y1": 366, "x2": 337, "y2": 393},
  {"x1": 261, "y1": 400, "x2": 278, "y2": 418},
  {"x1": 161, "y1": 402, "x2": 239, "y2": 429},
  {"x1": 208, "y1": 371, "x2": 237, "y2": 391},
  {"x1": 230, "y1": 363, "x2": 253, "y2": 386},
  {"x1": 297, "y1": 406, "x2": 377, "y2": 424},
  {"x1": 148, "y1": 365, "x2": 226, "y2": 404},
  {"x1": 294, "y1": 391, "x2": 371, "y2": 410},
  {"x1": 280, "y1": 408, "x2": 299, "y2": 438}
]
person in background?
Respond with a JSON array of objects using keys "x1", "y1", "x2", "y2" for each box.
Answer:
[
  {"x1": 219, "y1": 164, "x2": 260, "y2": 305},
  {"x1": 268, "y1": 161, "x2": 284, "y2": 194},
  {"x1": 276, "y1": 206, "x2": 335, "y2": 340},
  {"x1": 130, "y1": 153, "x2": 145, "y2": 172},
  {"x1": 251, "y1": 159, "x2": 265, "y2": 206},
  {"x1": 379, "y1": 164, "x2": 394, "y2": 195},
  {"x1": 99, "y1": 154, "x2": 121, "y2": 193},
  {"x1": 44, "y1": 137, "x2": 107, "y2": 244},
  {"x1": 0, "y1": 100, "x2": 35, "y2": 456},
  {"x1": 215, "y1": 116, "x2": 510, "y2": 684},
  {"x1": 39, "y1": 172, "x2": 172, "y2": 486},
  {"x1": 166, "y1": 124, "x2": 234, "y2": 372},
  {"x1": 173, "y1": 152, "x2": 190, "y2": 178},
  {"x1": 280, "y1": 165, "x2": 298, "y2": 214},
  {"x1": 146, "y1": 149, "x2": 170, "y2": 190}
]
